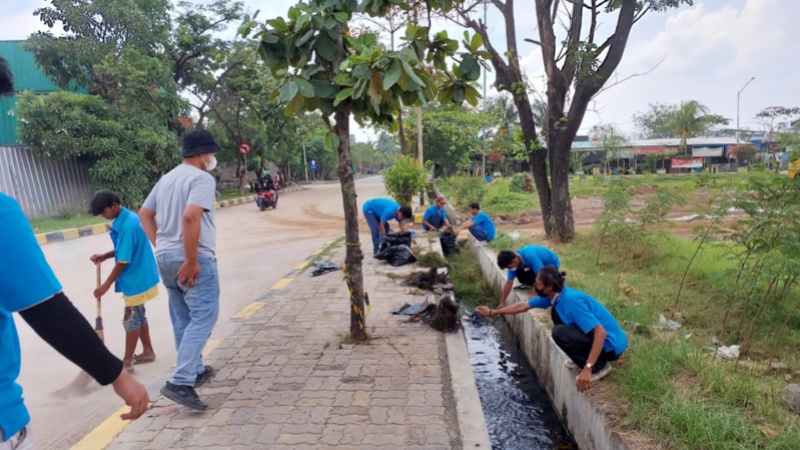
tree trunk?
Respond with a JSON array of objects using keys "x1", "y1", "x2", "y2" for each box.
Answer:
[
  {"x1": 334, "y1": 102, "x2": 367, "y2": 342},
  {"x1": 397, "y1": 110, "x2": 407, "y2": 155},
  {"x1": 515, "y1": 92, "x2": 553, "y2": 236},
  {"x1": 549, "y1": 132, "x2": 574, "y2": 241}
]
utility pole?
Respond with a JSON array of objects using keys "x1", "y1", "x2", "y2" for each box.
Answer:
[
  {"x1": 481, "y1": 0, "x2": 488, "y2": 179},
  {"x1": 303, "y1": 140, "x2": 308, "y2": 182},
  {"x1": 736, "y1": 76, "x2": 755, "y2": 143}
]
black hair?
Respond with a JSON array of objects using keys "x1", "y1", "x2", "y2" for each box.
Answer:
[
  {"x1": 537, "y1": 266, "x2": 567, "y2": 293},
  {"x1": 497, "y1": 250, "x2": 516, "y2": 269},
  {"x1": 0, "y1": 56, "x2": 14, "y2": 95},
  {"x1": 398, "y1": 205, "x2": 413, "y2": 220},
  {"x1": 89, "y1": 190, "x2": 121, "y2": 215},
  {"x1": 468, "y1": 201, "x2": 480, "y2": 210}
]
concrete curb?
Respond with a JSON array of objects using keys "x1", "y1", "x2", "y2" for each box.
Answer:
[{"x1": 35, "y1": 185, "x2": 307, "y2": 246}]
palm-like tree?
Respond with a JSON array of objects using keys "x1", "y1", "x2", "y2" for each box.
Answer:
[{"x1": 667, "y1": 100, "x2": 729, "y2": 153}]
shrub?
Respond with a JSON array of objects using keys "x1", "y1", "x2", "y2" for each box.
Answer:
[
  {"x1": 510, "y1": 172, "x2": 534, "y2": 193},
  {"x1": 383, "y1": 155, "x2": 427, "y2": 205},
  {"x1": 442, "y1": 176, "x2": 487, "y2": 208}
]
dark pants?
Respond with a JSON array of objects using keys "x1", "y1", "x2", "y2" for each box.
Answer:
[
  {"x1": 423, "y1": 212, "x2": 444, "y2": 231},
  {"x1": 469, "y1": 225, "x2": 489, "y2": 242},
  {"x1": 551, "y1": 308, "x2": 619, "y2": 373},
  {"x1": 515, "y1": 267, "x2": 537, "y2": 286},
  {"x1": 365, "y1": 212, "x2": 390, "y2": 254}
]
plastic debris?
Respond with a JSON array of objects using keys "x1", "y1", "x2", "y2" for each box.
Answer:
[
  {"x1": 311, "y1": 261, "x2": 341, "y2": 277},
  {"x1": 658, "y1": 314, "x2": 682, "y2": 330},
  {"x1": 715, "y1": 345, "x2": 740, "y2": 360}
]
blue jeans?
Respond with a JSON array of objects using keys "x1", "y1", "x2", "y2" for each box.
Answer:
[
  {"x1": 423, "y1": 212, "x2": 444, "y2": 231},
  {"x1": 469, "y1": 225, "x2": 489, "y2": 242},
  {"x1": 157, "y1": 253, "x2": 220, "y2": 386},
  {"x1": 364, "y1": 213, "x2": 390, "y2": 254}
]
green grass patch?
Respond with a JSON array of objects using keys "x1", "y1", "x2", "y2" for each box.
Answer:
[
  {"x1": 446, "y1": 248, "x2": 495, "y2": 308},
  {"x1": 29, "y1": 212, "x2": 106, "y2": 233},
  {"x1": 299, "y1": 236, "x2": 346, "y2": 274},
  {"x1": 217, "y1": 188, "x2": 250, "y2": 201}
]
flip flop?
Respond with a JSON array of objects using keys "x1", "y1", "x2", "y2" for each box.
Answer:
[{"x1": 132, "y1": 355, "x2": 156, "y2": 365}]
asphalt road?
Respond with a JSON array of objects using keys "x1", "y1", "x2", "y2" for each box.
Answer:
[{"x1": 16, "y1": 176, "x2": 386, "y2": 449}]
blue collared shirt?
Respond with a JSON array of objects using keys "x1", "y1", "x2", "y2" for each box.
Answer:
[
  {"x1": 471, "y1": 211, "x2": 496, "y2": 241},
  {"x1": 507, "y1": 245, "x2": 560, "y2": 280},
  {"x1": 110, "y1": 207, "x2": 159, "y2": 300},
  {"x1": 362, "y1": 198, "x2": 401, "y2": 224},
  {"x1": 422, "y1": 205, "x2": 447, "y2": 230}
]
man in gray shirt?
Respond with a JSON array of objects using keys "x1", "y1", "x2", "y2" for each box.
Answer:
[{"x1": 139, "y1": 129, "x2": 220, "y2": 410}]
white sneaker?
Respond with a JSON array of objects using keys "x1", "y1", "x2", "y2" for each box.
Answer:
[
  {"x1": 564, "y1": 359, "x2": 579, "y2": 370},
  {"x1": 590, "y1": 365, "x2": 612, "y2": 382}
]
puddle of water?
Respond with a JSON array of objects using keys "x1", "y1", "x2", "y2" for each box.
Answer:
[{"x1": 464, "y1": 313, "x2": 578, "y2": 450}]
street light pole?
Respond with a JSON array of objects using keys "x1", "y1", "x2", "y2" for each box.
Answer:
[
  {"x1": 481, "y1": 0, "x2": 488, "y2": 179},
  {"x1": 736, "y1": 76, "x2": 755, "y2": 143},
  {"x1": 302, "y1": 140, "x2": 308, "y2": 182}
]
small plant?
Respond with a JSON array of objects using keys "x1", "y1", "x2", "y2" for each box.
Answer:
[
  {"x1": 383, "y1": 155, "x2": 427, "y2": 205},
  {"x1": 442, "y1": 175, "x2": 487, "y2": 208},
  {"x1": 509, "y1": 172, "x2": 534, "y2": 193}
]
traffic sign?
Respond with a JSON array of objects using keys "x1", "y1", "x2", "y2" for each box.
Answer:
[
  {"x1": 310, "y1": 158, "x2": 317, "y2": 171},
  {"x1": 238, "y1": 142, "x2": 251, "y2": 155}
]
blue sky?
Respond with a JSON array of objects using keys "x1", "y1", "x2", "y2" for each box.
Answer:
[{"x1": 1, "y1": 0, "x2": 795, "y2": 139}]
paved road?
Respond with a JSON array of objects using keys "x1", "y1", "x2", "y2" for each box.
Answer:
[{"x1": 17, "y1": 176, "x2": 385, "y2": 449}]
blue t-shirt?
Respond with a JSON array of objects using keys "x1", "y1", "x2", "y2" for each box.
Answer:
[
  {"x1": 471, "y1": 211, "x2": 496, "y2": 241},
  {"x1": 362, "y1": 198, "x2": 401, "y2": 224},
  {"x1": 0, "y1": 193, "x2": 63, "y2": 441},
  {"x1": 527, "y1": 286, "x2": 628, "y2": 355},
  {"x1": 110, "y1": 207, "x2": 159, "y2": 299},
  {"x1": 421, "y1": 205, "x2": 447, "y2": 230},
  {"x1": 507, "y1": 246, "x2": 560, "y2": 280}
]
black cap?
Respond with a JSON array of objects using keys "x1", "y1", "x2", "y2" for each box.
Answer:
[{"x1": 181, "y1": 129, "x2": 220, "y2": 157}]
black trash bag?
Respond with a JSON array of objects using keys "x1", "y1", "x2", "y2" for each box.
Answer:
[
  {"x1": 382, "y1": 231, "x2": 412, "y2": 248},
  {"x1": 381, "y1": 244, "x2": 417, "y2": 267},
  {"x1": 311, "y1": 261, "x2": 341, "y2": 277},
  {"x1": 440, "y1": 231, "x2": 459, "y2": 256}
]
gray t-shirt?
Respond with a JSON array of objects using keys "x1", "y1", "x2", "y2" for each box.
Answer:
[{"x1": 142, "y1": 163, "x2": 217, "y2": 258}]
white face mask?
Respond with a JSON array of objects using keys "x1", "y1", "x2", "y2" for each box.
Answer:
[{"x1": 203, "y1": 155, "x2": 217, "y2": 172}]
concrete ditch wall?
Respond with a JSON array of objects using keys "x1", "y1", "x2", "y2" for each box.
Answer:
[{"x1": 437, "y1": 192, "x2": 630, "y2": 450}]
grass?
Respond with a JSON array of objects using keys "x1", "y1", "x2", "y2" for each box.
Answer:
[
  {"x1": 29, "y1": 212, "x2": 106, "y2": 234},
  {"x1": 299, "y1": 236, "x2": 346, "y2": 274},
  {"x1": 446, "y1": 248, "x2": 495, "y2": 308},
  {"x1": 218, "y1": 188, "x2": 251, "y2": 201}
]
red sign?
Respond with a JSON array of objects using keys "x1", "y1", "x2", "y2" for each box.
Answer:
[{"x1": 238, "y1": 142, "x2": 251, "y2": 155}]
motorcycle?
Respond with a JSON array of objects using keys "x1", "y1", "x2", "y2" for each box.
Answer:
[{"x1": 250, "y1": 181, "x2": 279, "y2": 211}]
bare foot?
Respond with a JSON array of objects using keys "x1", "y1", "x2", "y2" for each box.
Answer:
[
  {"x1": 133, "y1": 353, "x2": 156, "y2": 364},
  {"x1": 123, "y1": 364, "x2": 135, "y2": 374}
]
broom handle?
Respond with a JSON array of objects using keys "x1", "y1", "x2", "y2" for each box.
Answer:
[{"x1": 96, "y1": 263, "x2": 102, "y2": 317}]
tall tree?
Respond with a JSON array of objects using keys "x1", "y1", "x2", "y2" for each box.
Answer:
[
  {"x1": 243, "y1": 0, "x2": 486, "y2": 341},
  {"x1": 591, "y1": 123, "x2": 630, "y2": 173},
  {"x1": 633, "y1": 102, "x2": 679, "y2": 138},
  {"x1": 666, "y1": 100, "x2": 729, "y2": 153}
]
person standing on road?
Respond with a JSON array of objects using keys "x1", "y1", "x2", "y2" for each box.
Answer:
[
  {"x1": 362, "y1": 198, "x2": 413, "y2": 255},
  {"x1": 139, "y1": 129, "x2": 221, "y2": 411},
  {"x1": 421, "y1": 196, "x2": 451, "y2": 232},
  {"x1": 454, "y1": 201, "x2": 496, "y2": 242},
  {"x1": 476, "y1": 267, "x2": 628, "y2": 391},
  {"x1": 1, "y1": 55, "x2": 148, "y2": 450},
  {"x1": 496, "y1": 246, "x2": 560, "y2": 308},
  {"x1": 89, "y1": 190, "x2": 160, "y2": 373}
]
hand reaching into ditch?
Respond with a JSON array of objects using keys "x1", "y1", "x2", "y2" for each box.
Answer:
[{"x1": 475, "y1": 305, "x2": 493, "y2": 317}]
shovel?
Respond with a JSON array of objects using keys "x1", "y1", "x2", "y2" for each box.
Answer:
[{"x1": 53, "y1": 263, "x2": 104, "y2": 397}]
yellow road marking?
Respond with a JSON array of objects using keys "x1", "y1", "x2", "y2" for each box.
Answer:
[
  {"x1": 312, "y1": 248, "x2": 323, "y2": 255},
  {"x1": 62, "y1": 228, "x2": 80, "y2": 240},
  {"x1": 295, "y1": 260, "x2": 310, "y2": 270},
  {"x1": 203, "y1": 338, "x2": 222, "y2": 358},
  {"x1": 271, "y1": 278, "x2": 293, "y2": 290},
  {"x1": 35, "y1": 234, "x2": 47, "y2": 245},
  {"x1": 70, "y1": 404, "x2": 150, "y2": 450},
  {"x1": 233, "y1": 302, "x2": 265, "y2": 319}
]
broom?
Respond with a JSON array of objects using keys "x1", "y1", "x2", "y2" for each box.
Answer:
[{"x1": 53, "y1": 263, "x2": 104, "y2": 397}]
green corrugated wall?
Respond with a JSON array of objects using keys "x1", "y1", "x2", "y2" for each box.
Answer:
[{"x1": 0, "y1": 40, "x2": 60, "y2": 145}]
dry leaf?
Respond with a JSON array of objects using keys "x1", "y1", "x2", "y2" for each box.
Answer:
[{"x1": 761, "y1": 426, "x2": 778, "y2": 438}]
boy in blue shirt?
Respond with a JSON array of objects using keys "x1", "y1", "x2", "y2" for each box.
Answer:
[
  {"x1": 90, "y1": 190, "x2": 160, "y2": 373},
  {"x1": 454, "y1": 201, "x2": 496, "y2": 242},
  {"x1": 477, "y1": 266, "x2": 628, "y2": 391},
  {"x1": 421, "y1": 196, "x2": 451, "y2": 232},
  {"x1": 362, "y1": 198, "x2": 413, "y2": 255},
  {"x1": 496, "y1": 245, "x2": 560, "y2": 308}
]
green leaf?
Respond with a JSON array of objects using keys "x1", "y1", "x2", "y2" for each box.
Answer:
[
  {"x1": 268, "y1": 18, "x2": 289, "y2": 33},
  {"x1": 383, "y1": 60, "x2": 402, "y2": 90},
  {"x1": 294, "y1": 78, "x2": 315, "y2": 98},
  {"x1": 325, "y1": 131, "x2": 340, "y2": 151},
  {"x1": 367, "y1": 68, "x2": 384, "y2": 104},
  {"x1": 262, "y1": 32, "x2": 279, "y2": 44},
  {"x1": 470, "y1": 33, "x2": 483, "y2": 52},
  {"x1": 333, "y1": 12, "x2": 349, "y2": 22},
  {"x1": 284, "y1": 93, "x2": 305, "y2": 116},
  {"x1": 296, "y1": 29, "x2": 315, "y2": 47},
  {"x1": 311, "y1": 79, "x2": 337, "y2": 99},
  {"x1": 333, "y1": 87, "x2": 352, "y2": 106},
  {"x1": 400, "y1": 60, "x2": 425, "y2": 87},
  {"x1": 315, "y1": 32, "x2": 337, "y2": 61},
  {"x1": 457, "y1": 56, "x2": 480, "y2": 81},
  {"x1": 464, "y1": 85, "x2": 480, "y2": 107},
  {"x1": 353, "y1": 64, "x2": 372, "y2": 80},
  {"x1": 280, "y1": 81, "x2": 299, "y2": 101},
  {"x1": 294, "y1": 14, "x2": 310, "y2": 32},
  {"x1": 333, "y1": 73, "x2": 353, "y2": 86}
]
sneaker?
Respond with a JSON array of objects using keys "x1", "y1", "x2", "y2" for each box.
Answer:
[
  {"x1": 195, "y1": 365, "x2": 215, "y2": 387},
  {"x1": 591, "y1": 365, "x2": 612, "y2": 382},
  {"x1": 160, "y1": 382, "x2": 208, "y2": 411},
  {"x1": 513, "y1": 284, "x2": 532, "y2": 291},
  {"x1": 564, "y1": 359, "x2": 579, "y2": 370}
]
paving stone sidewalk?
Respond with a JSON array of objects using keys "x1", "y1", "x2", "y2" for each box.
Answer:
[{"x1": 108, "y1": 240, "x2": 488, "y2": 449}]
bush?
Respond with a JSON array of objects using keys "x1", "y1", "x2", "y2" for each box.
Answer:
[
  {"x1": 509, "y1": 172, "x2": 534, "y2": 193},
  {"x1": 441, "y1": 176, "x2": 487, "y2": 208},
  {"x1": 383, "y1": 155, "x2": 427, "y2": 205}
]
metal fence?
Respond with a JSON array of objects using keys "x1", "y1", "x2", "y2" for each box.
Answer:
[{"x1": 0, "y1": 146, "x2": 92, "y2": 219}]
